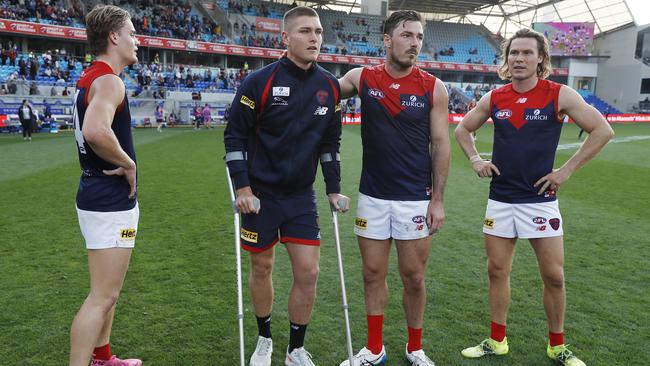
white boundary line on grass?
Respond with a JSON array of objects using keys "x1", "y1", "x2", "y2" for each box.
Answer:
[{"x1": 480, "y1": 135, "x2": 650, "y2": 157}]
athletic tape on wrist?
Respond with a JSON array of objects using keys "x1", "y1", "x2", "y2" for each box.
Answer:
[{"x1": 469, "y1": 155, "x2": 483, "y2": 164}]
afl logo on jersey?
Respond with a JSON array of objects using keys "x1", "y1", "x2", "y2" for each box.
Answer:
[
  {"x1": 495, "y1": 109, "x2": 512, "y2": 119},
  {"x1": 368, "y1": 88, "x2": 385, "y2": 100}
]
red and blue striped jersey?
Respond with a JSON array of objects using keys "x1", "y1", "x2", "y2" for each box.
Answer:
[
  {"x1": 489, "y1": 79, "x2": 563, "y2": 203},
  {"x1": 73, "y1": 61, "x2": 136, "y2": 211},
  {"x1": 358, "y1": 64, "x2": 437, "y2": 200}
]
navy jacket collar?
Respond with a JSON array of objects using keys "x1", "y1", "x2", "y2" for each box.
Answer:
[{"x1": 280, "y1": 56, "x2": 317, "y2": 77}]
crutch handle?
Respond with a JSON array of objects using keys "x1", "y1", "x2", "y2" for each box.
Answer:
[
  {"x1": 232, "y1": 196, "x2": 261, "y2": 213},
  {"x1": 331, "y1": 196, "x2": 350, "y2": 213}
]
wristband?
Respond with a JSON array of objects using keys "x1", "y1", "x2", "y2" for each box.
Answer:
[{"x1": 469, "y1": 155, "x2": 483, "y2": 164}]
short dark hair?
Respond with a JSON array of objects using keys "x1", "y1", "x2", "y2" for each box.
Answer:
[
  {"x1": 283, "y1": 6, "x2": 319, "y2": 31},
  {"x1": 383, "y1": 10, "x2": 422, "y2": 36},
  {"x1": 85, "y1": 5, "x2": 131, "y2": 56}
]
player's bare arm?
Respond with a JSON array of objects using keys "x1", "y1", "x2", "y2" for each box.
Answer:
[
  {"x1": 455, "y1": 91, "x2": 501, "y2": 178},
  {"x1": 534, "y1": 85, "x2": 615, "y2": 194},
  {"x1": 427, "y1": 78, "x2": 450, "y2": 234},
  {"x1": 338, "y1": 67, "x2": 362, "y2": 99},
  {"x1": 82, "y1": 74, "x2": 137, "y2": 198}
]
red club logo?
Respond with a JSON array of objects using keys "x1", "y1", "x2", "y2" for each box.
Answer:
[{"x1": 316, "y1": 90, "x2": 328, "y2": 105}]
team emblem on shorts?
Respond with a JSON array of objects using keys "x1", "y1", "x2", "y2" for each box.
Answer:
[
  {"x1": 355, "y1": 217, "x2": 368, "y2": 230},
  {"x1": 412, "y1": 216, "x2": 425, "y2": 224},
  {"x1": 532, "y1": 217, "x2": 547, "y2": 224},
  {"x1": 119, "y1": 229, "x2": 137, "y2": 240},
  {"x1": 484, "y1": 218, "x2": 494, "y2": 229},
  {"x1": 240, "y1": 228, "x2": 258, "y2": 243},
  {"x1": 549, "y1": 218, "x2": 560, "y2": 231}
]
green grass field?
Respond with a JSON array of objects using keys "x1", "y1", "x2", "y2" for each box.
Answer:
[{"x1": 1, "y1": 123, "x2": 649, "y2": 365}]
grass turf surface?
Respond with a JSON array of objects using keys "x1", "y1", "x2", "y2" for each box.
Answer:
[{"x1": 1, "y1": 123, "x2": 648, "y2": 365}]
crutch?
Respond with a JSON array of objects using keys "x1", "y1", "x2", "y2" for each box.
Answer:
[
  {"x1": 331, "y1": 197, "x2": 355, "y2": 365},
  {"x1": 225, "y1": 165, "x2": 260, "y2": 366}
]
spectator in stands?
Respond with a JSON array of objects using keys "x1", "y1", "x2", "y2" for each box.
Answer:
[
  {"x1": 18, "y1": 99, "x2": 35, "y2": 141},
  {"x1": 0, "y1": 42, "x2": 6, "y2": 65},
  {"x1": 0, "y1": 84, "x2": 7, "y2": 95},
  {"x1": 29, "y1": 82, "x2": 39, "y2": 95},
  {"x1": 62, "y1": 86, "x2": 69, "y2": 96},
  {"x1": 8, "y1": 44, "x2": 16, "y2": 66},
  {"x1": 19, "y1": 57, "x2": 27, "y2": 77},
  {"x1": 50, "y1": 85, "x2": 58, "y2": 96}
]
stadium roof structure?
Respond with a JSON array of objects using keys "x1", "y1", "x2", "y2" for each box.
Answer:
[{"x1": 296, "y1": 0, "x2": 639, "y2": 37}]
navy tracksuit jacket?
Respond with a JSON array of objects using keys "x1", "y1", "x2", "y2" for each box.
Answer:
[{"x1": 224, "y1": 56, "x2": 342, "y2": 196}]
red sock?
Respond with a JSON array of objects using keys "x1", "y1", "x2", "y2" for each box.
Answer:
[
  {"x1": 407, "y1": 327, "x2": 422, "y2": 353},
  {"x1": 92, "y1": 343, "x2": 112, "y2": 361},
  {"x1": 366, "y1": 314, "x2": 384, "y2": 354},
  {"x1": 549, "y1": 331, "x2": 564, "y2": 347},
  {"x1": 490, "y1": 321, "x2": 506, "y2": 342}
]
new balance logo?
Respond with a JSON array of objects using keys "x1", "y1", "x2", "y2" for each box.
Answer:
[
  {"x1": 314, "y1": 106, "x2": 328, "y2": 115},
  {"x1": 389, "y1": 83, "x2": 400, "y2": 89},
  {"x1": 516, "y1": 97, "x2": 527, "y2": 104}
]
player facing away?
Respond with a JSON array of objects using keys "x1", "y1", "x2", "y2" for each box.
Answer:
[
  {"x1": 224, "y1": 6, "x2": 348, "y2": 366},
  {"x1": 337, "y1": 10, "x2": 450, "y2": 366},
  {"x1": 455, "y1": 28, "x2": 614, "y2": 366},
  {"x1": 69, "y1": 5, "x2": 142, "y2": 366}
]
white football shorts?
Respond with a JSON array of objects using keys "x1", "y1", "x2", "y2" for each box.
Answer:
[
  {"x1": 354, "y1": 193, "x2": 430, "y2": 240},
  {"x1": 483, "y1": 199, "x2": 563, "y2": 239},
  {"x1": 76, "y1": 203, "x2": 140, "y2": 249}
]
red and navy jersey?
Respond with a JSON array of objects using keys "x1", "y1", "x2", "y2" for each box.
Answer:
[
  {"x1": 224, "y1": 57, "x2": 341, "y2": 197},
  {"x1": 73, "y1": 61, "x2": 136, "y2": 211},
  {"x1": 358, "y1": 64, "x2": 436, "y2": 200},
  {"x1": 489, "y1": 79, "x2": 563, "y2": 203}
]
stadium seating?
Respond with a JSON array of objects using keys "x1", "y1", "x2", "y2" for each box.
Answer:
[{"x1": 577, "y1": 89, "x2": 621, "y2": 114}]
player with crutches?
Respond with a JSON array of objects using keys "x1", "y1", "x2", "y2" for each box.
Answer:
[{"x1": 224, "y1": 7, "x2": 349, "y2": 365}]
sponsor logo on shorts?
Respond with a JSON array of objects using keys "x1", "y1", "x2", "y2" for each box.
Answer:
[
  {"x1": 536, "y1": 225, "x2": 547, "y2": 231},
  {"x1": 119, "y1": 229, "x2": 137, "y2": 240},
  {"x1": 549, "y1": 218, "x2": 560, "y2": 231},
  {"x1": 484, "y1": 218, "x2": 494, "y2": 229},
  {"x1": 240, "y1": 95, "x2": 255, "y2": 110},
  {"x1": 532, "y1": 217, "x2": 547, "y2": 224},
  {"x1": 240, "y1": 228, "x2": 258, "y2": 243},
  {"x1": 355, "y1": 217, "x2": 368, "y2": 230},
  {"x1": 412, "y1": 215, "x2": 426, "y2": 224}
]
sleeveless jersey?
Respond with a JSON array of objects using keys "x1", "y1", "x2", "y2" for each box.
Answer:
[
  {"x1": 489, "y1": 79, "x2": 563, "y2": 204},
  {"x1": 73, "y1": 61, "x2": 136, "y2": 211},
  {"x1": 358, "y1": 65, "x2": 437, "y2": 201}
]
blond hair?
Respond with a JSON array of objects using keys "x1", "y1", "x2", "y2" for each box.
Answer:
[
  {"x1": 85, "y1": 5, "x2": 131, "y2": 56},
  {"x1": 498, "y1": 28, "x2": 552, "y2": 80}
]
